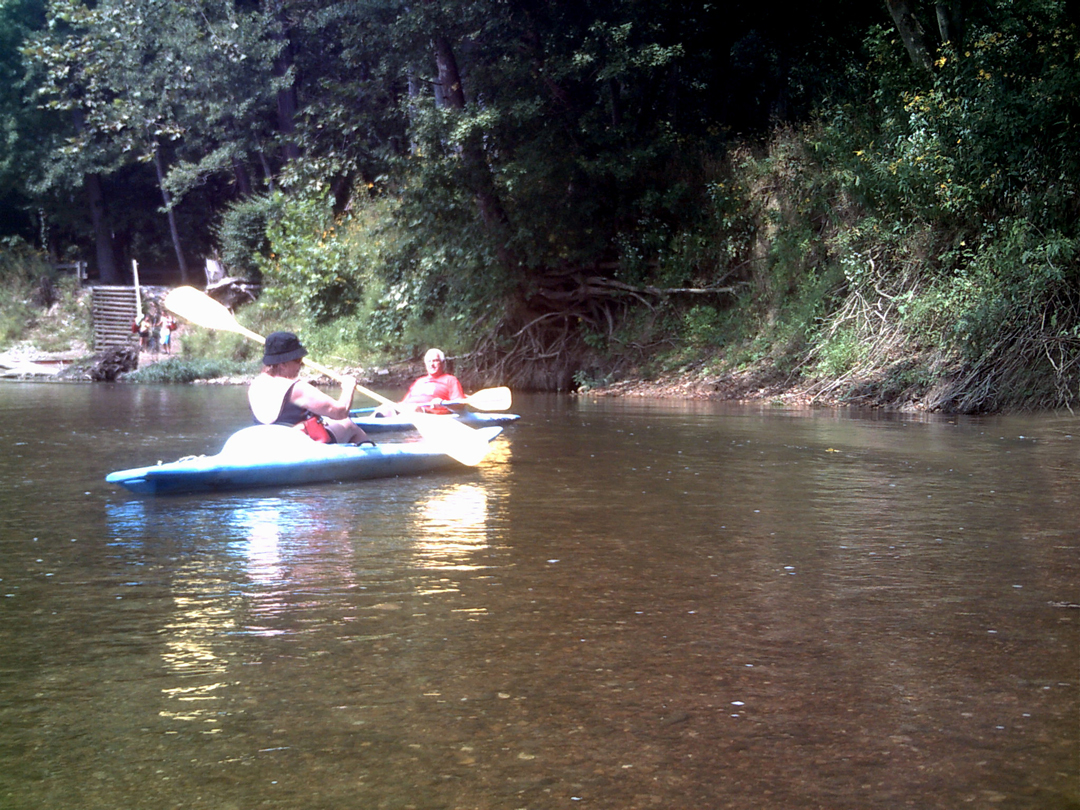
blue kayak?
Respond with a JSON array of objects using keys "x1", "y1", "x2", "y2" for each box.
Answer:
[
  {"x1": 106, "y1": 424, "x2": 502, "y2": 495},
  {"x1": 350, "y1": 409, "x2": 520, "y2": 434}
]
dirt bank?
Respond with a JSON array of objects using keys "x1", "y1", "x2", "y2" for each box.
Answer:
[{"x1": 584, "y1": 364, "x2": 930, "y2": 411}]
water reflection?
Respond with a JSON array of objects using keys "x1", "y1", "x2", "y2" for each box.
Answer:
[
  {"x1": 158, "y1": 564, "x2": 235, "y2": 729},
  {"x1": 103, "y1": 472, "x2": 515, "y2": 735},
  {"x1": 229, "y1": 496, "x2": 365, "y2": 638},
  {"x1": 409, "y1": 439, "x2": 511, "y2": 595},
  {"x1": 412, "y1": 484, "x2": 491, "y2": 573},
  {"x1": 240, "y1": 506, "x2": 287, "y2": 585}
]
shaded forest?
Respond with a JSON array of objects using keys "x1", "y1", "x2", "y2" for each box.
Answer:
[{"x1": 3, "y1": 0, "x2": 1080, "y2": 411}]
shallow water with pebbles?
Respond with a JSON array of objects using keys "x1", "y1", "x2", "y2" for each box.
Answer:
[{"x1": 0, "y1": 383, "x2": 1076, "y2": 809}]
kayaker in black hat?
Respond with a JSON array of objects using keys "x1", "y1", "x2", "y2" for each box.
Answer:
[{"x1": 248, "y1": 331, "x2": 370, "y2": 444}]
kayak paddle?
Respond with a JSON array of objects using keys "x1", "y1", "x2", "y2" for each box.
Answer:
[
  {"x1": 350, "y1": 386, "x2": 511, "y2": 416},
  {"x1": 163, "y1": 286, "x2": 494, "y2": 466},
  {"x1": 454, "y1": 386, "x2": 512, "y2": 411}
]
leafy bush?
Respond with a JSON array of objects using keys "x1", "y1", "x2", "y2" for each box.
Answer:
[
  {"x1": 121, "y1": 357, "x2": 256, "y2": 383},
  {"x1": 215, "y1": 194, "x2": 282, "y2": 281},
  {"x1": 831, "y1": 9, "x2": 1080, "y2": 235},
  {"x1": 251, "y1": 186, "x2": 481, "y2": 362},
  {"x1": 0, "y1": 277, "x2": 35, "y2": 344},
  {"x1": 948, "y1": 220, "x2": 1080, "y2": 360},
  {"x1": 679, "y1": 304, "x2": 728, "y2": 349},
  {"x1": 258, "y1": 191, "x2": 369, "y2": 325}
]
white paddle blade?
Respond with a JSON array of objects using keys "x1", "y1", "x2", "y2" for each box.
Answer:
[
  {"x1": 410, "y1": 412, "x2": 493, "y2": 466},
  {"x1": 465, "y1": 386, "x2": 512, "y2": 411},
  {"x1": 164, "y1": 286, "x2": 265, "y2": 343}
]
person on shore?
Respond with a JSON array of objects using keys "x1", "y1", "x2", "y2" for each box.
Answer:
[
  {"x1": 379, "y1": 348, "x2": 465, "y2": 415},
  {"x1": 248, "y1": 331, "x2": 370, "y2": 444},
  {"x1": 159, "y1": 317, "x2": 175, "y2": 354},
  {"x1": 137, "y1": 313, "x2": 154, "y2": 351}
]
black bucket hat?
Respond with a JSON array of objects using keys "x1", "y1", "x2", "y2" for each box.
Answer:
[{"x1": 262, "y1": 331, "x2": 308, "y2": 365}]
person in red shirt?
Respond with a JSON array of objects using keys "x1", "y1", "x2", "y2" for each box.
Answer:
[{"x1": 388, "y1": 348, "x2": 465, "y2": 414}]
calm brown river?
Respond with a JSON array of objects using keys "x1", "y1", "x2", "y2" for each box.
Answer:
[{"x1": 0, "y1": 381, "x2": 1076, "y2": 809}]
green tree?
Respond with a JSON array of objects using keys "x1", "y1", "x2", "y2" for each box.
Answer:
[
  {"x1": 25, "y1": 0, "x2": 154, "y2": 281},
  {"x1": 0, "y1": 0, "x2": 47, "y2": 245},
  {"x1": 10, "y1": 0, "x2": 125, "y2": 280},
  {"x1": 26, "y1": 0, "x2": 291, "y2": 281}
]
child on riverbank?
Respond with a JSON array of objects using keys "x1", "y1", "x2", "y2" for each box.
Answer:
[{"x1": 160, "y1": 317, "x2": 176, "y2": 354}]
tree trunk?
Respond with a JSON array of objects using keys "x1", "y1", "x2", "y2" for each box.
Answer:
[
  {"x1": 269, "y1": 0, "x2": 301, "y2": 162},
  {"x1": 86, "y1": 172, "x2": 121, "y2": 284},
  {"x1": 153, "y1": 140, "x2": 190, "y2": 284},
  {"x1": 433, "y1": 35, "x2": 509, "y2": 232},
  {"x1": 276, "y1": 79, "x2": 301, "y2": 162},
  {"x1": 433, "y1": 35, "x2": 467, "y2": 109},
  {"x1": 73, "y1": 109, "x2": 120, "y2": 284},
  {"x1": 609, "y1": 78, "x2": 623, "y2": 127},
  {"x1": 232, "y1": 156, "x2": 254, "y2": 196},
  {"x1": 885, "y1": 0, "x2": 933, "y2": 72},
  {"x1": 935, "y1": 0, "x2": 965, "y2": 45},
  {"x1": 258, "y1": 150, "x2": 276, "y2": 192},
  {"x1": 407, "y1": 72, "x2": 421, "y2": 155}
]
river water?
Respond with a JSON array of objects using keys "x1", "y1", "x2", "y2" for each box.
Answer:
[{"x1": 0, "y1": 381, "x2": 1076, "y2": 809}]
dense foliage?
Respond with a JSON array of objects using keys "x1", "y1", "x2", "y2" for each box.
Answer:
[
  {"x1": 2, "y1": 0, "x2": 1079, "y2": 409},
  {"x1": 797, "y1": 0, "x2": 1080, "y2": 410}
]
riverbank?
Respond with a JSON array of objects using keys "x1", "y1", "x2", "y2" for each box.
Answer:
[
  {"x1": 0, "y1": 338, "x2": 422, "y2": 393},
  {"x1": 0, "y1": 342, "x2": 90, "y2": 379},
  {"x1": 0, "y1": 340, "x2": 184, "y2": 380},
  {"x1": 584, "y1": 362, "x2": 930, "y2": 411},
  {"x1": 0, "y1": 341, "x2": 915, "y2": 411},
  {"x1": 0, "y1": 330, "x2": 986, "y2": 414},
  {"x1": 587, "y1": 367, "x2": 793, "y2": 401}
]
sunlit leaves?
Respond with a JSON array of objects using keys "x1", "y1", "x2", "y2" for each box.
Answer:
[
  {"x1": 840, "y1": 3, "x2": 1080, "y2": 234},
  {"x1": 25, "y1": 0, "x2": 283, "y2": 201},
  {"x1": 259, "y1": 191, "x2": 365, "y2": 323}
]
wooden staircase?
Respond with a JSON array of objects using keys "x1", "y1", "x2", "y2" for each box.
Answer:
[{"x1": 91, "y1": 286, "x2": 139, "y2": 351}]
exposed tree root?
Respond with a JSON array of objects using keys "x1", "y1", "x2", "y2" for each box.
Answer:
[{"x1": 463, "y1": 271, "x2": 745, "y2": 390}]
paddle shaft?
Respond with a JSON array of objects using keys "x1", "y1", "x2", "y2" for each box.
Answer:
[
  {"x1": 349, "y1": 388, "x2": 511, "y2": 415},
  {"x1": 297, "y1": 356, "x2": 397, "y2": 411}
]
